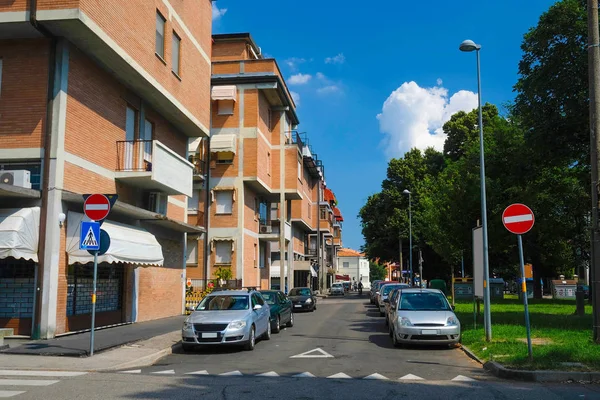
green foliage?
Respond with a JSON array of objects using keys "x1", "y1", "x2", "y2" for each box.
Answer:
[
  {"x1": 214, "y1": 266, "x2": 233, "y2": 281},
  {"x1": 369, "y1": 261, "x2": 387, "y2": 282}
]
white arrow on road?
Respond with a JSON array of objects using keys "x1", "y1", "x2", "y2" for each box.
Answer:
[
  {"x1": 364, "y1": 373, "x2": 389, "y2": 380},
  {"x1": 327, "y1": 372, "x2": 352, "y2": 379},
  {"x1": 185, "y1": 370, "x2": 209, "y2": 375},
  {"x1": 290, "y1": 348, "x2": 334, "y2": 358},
  {"x1": 399, "y1": 374, "x2": 424, "y2": 380},
  {"x1": 292, "y1": 372, "x2": 316, "y2": 378},
  {"x1": 256, "y1": 371, "x2": 279, "y2": 377},
  {"x1": 452, "y1": 375, "x2": 476, "y2": 382}
]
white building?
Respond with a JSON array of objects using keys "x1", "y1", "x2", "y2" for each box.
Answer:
[{"x1": 336, "y1": 248, "x2": 370, "y2": 289}]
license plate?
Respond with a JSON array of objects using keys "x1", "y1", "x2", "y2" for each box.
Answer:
[
  {"x1": 201, "y1": 332, "x2": 218, "y2": 338},
  {"x1": 294, "y1": 304, "x2": 302, "y2": 308},
  {"x1": 421, "y1": 330, "x2": 437, "y2": 335}
]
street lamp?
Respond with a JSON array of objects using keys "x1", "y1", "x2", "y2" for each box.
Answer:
[
  {"x1": 460, "y1": 39, "x2": 492, "y2": 341},
  {"x1": 403, "y1": 189, "x2": 413, "y2": 286}
]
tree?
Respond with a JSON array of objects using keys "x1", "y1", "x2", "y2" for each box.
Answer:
[{"x1": 369, "y1": 261, "x2": 387, "y2": 282}]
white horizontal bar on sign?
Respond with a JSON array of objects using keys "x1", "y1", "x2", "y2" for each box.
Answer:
[
  {"x1": 85, "y1": 204, "x2": 109, "y2": 210},
  {"x1": 0, "y1": 370, "x2": 87, "y2": 377},
  {"x1": 504, "y1": 214, "x2": 533, "y2": 224}
]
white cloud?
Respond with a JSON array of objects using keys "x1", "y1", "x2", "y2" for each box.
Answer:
[
  {"x1": 288, "y1": 73, "x2": 312, "y2": 85},
  {"x1": 212, "y1": 3, "x2": 227, "y2": 20},
  {"x1": 436, "y1": 78, "x2": 443, "y2": 86},
  {"x1": 317, "y1": 85, "x2": 341, "y2": 95},
  {"x1": 316, "y1": 72, "x2": 326, "y2": 80},
  {"x1": 285, "y1": 57, "x2": 306, "y2": 70},
  {"x1": 291, "y1": 91, "x2": 300, "y2": 106},
  {"x1": 377, "y1": 81, "x2": 478, "y2": 158},
  {"x1": 325, "y1": 53, "x2": 346, "y2": 64}
]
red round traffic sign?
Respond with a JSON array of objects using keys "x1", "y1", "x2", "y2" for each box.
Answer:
[
  {"x1": 84, "y1": 194, "x2": 111, "y2": 221},
  {"x1": 502, "y1": 203, "x2": 535, "y2": 235}
]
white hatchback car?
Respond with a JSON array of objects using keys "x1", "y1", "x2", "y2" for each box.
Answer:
[
  {"x1": 388, "y1": 288, "x2": 461, "y2": 347},
  {"x1": 330, "y1": 282, "x2": 345, "y2": 296}
]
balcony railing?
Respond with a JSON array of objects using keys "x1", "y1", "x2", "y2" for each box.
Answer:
[
  {"x1": 188, "y1": 154, "x2": 206, "y2": 177},
  {"x1": 305, "y1": 247, "x2": 317, "y2": 256},
  {"x1": 289, "y1": 131, "x2": 304, "y2": 151},
  {"x1": 117, "y1": 140, "x2": 153, "y2": 172}
]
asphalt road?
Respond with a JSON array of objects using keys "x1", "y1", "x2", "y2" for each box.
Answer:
[{"x1": 3, "y1": 294, "x2": 600, "y2": 399}]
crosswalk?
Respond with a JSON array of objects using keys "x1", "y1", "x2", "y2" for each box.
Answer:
[
  {"x1": 116, "y1": 368, "x2": 479, "y2": 382},
  {"x1": 0, "y1": 370, "x2": 87, "y2": 398}
]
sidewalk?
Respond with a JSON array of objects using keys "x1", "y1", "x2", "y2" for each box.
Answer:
[{"x1": 1, "y1": 315, "x2": 184, "y2": 357}]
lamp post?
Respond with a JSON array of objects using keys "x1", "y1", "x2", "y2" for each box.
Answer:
[
  {"x1": 460, "y1": 39, "x2": 492, "y2": 341},
  {"x1": 403, "y1": 189, "x2": 413, "y2": 287}
]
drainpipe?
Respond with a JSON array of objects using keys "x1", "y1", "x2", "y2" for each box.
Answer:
[
  {"x1": 316, "y1": 179, "x2": 321, "y2": 293},
  {"x1": 29, "y1": 0, "x2": 57, "y2": 339},
  {"x1": 203, "y1": 136, "x2": 211, "y2": 290}
]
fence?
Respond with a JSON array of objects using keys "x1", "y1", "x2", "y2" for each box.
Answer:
[{"x1": 184, "y1": 279, "x2": 243, "y2": 314}]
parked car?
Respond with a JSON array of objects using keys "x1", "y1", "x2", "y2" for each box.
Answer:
[
  {"x1": 371, "y1": 281, "x2": 399, "y2": 307},
  {"x1": 384, "y1": 287, "x2": 403, "y2": 326},
  {"x1": 369, "y1": 280, "x2": 383, "y2": 304},
  {"x1": 378, "y1": 283, "x2": 409, "y2": 316},
  {"x1": 288, "y1": 287, "x2": 317, "y2": 312},
  {"x1": 330, "y1": 282, "x2": 345, "y2": 296},
  {"x1": 259, "y1": 290, "x2": 294, "y2": 333},
  {"x1": 388, "y1": 288, "x2": 461, "y2": 347},
  {"x1": 182, "y1": 289, "x2": 271, "y2": 352}
]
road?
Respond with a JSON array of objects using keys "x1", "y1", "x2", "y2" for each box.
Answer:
[{"x1": 2, "y1": 294, "x2": 600, "y2": 399}]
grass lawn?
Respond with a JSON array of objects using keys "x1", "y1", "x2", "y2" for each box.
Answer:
[{"x1": 453, "y1": 295, "x2": 600, "y2": 371}]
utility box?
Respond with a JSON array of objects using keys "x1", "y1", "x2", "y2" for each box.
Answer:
[
  {"x1": 489, "y1": 278, "x2": 505, "y2": 299},
  {"x1": 452, "y1": 277, "x2": 473, "y2": 299},
  {"x1": 429, "y1": 279, "x2": 448, "y2": 295},
  {"x1": 517, "y1": 278, "x2": 534, "y2": 300},
  {"x1": 552, "y1": 279, "x2": 577, "y2": 299}
]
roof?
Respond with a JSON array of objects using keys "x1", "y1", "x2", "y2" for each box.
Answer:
[
  {"x1": 324, "y1": 188, "x2": 336, "y2": 203},
  {"x1": 333, "y1": 207, "x2": 343, "y2": 221},
  {"x1": 337, "y1": 248, "x2": 365, "y2": 257}
]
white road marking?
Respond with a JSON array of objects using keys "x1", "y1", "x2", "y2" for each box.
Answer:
[
  {"x1": 292, "y1": 372, "x2": 315, "y2": 378},
  {"x1": 452, "y1": 375, "x2": 476, "y2": 382},
  {"x1": 0, "y1": 379, "x2": 60, "y2": 386},
  {"x1": 119, "y1": 370, "x2": 141, "y2": 374},
  {"x1": 0, "y1": 391, "x2": 26, "y2": 398},
  {"x1": 327, "y1": 373, "x2": 352, "y2": 379},
  {"x1": 290, "y1": 348, "x2": 334, "y2": 358},
  {"x1": 399, "y1": 374, "x2": 424, "y2": 380},
  {"x1": 256, "y1": 371, "x2": 279, "y2": 377},
  {"x1": 504, "y1": 214, "x2": 533, "y2": 224},
  {"x1": 185, "y1": 370, "x2": 209, "y2": 375},
  {"x1": 219, "y1": 371, "x2": 243, "y2": 376},
  {"x1": 364, "y1": 373, "x2": 389, "y2": 380},
  {"x1": 0, "y1": 370, "x2": 87, "y2": 377},
  {"x1": 152, "y1": 370, "x2": 175, "y2": 375}
]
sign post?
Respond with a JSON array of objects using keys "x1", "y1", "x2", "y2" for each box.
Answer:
[
  {"x1": 502, "y1": 203, "x2": 535, "y2": 360},
  {"x1": 81, "y1": 193, "x2": 117, "y2": 356}
]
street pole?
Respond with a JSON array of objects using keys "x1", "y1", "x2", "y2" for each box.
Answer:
[
  {"x1": 461, "y1": 251, "x2": 465, "y2": 278},
  {"x1": 588, "y1": 0, "x2": 600, "y2": 344},
  {"x1": 408, "y1": 192, "x2": 413, "y2": 287},
  {"x1": 317, "y1": 179, "x2": 323, "y2": 293},
  {"x1": 89, "y1": 250, "x2": 98, "y2": 356},
  {"x1": 399, "y1": 237, "x2": 403, "y2": 283},
  {"x1": 518, "y1": 235, "x2": 533, "y2": 360},
  {"x1": 418, "y1": 249, "x2": 423, "y2": 288}
]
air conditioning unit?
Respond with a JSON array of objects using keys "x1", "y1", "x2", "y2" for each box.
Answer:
[
  {"x1": 259, "y1": 224, "x2": 272, "y2": 234},
  {"x1": 148, "y1": 192, "x2": 167, "y2": 214},
  {"x1": 0, "y1": 170, "x2": 31, "y2": 189}
]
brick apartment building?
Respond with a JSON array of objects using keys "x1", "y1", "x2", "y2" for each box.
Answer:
[
  {"x1": 185, "y1": 33, "x2": 343, "y2": 292},
  {"x1": 0, "y1": 0, "x2": 212, "y2": 338}
]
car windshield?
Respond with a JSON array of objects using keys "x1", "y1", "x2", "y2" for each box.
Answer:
[
  {"x1": 260, "y1": 292, "x2": 276, "y2": 305},
  {"x1": 382, "y1": 285, "x2": 405, "y2": 296},
  {"x1": 333, "y1": 284, "x2": 342, "y2": 288},
  {"x1": 399, "y1": 292, "x2": 450, "y2": 311},
  {"x1": 196, "y1": 295, "x2": 249, "y2": 311},
  {"x1": 290, "y1": 288, "x2": 311, "y2": 296}
]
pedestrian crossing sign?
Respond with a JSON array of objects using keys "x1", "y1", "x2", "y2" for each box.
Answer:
[{"x1": 79, "y1": 221, "x2": 101, "y2": 251}]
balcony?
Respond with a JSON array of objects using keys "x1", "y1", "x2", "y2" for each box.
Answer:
[
  {"x1": 305, "y1": 247, "x2": 318, "y2": 257},
  {"x1": 333, "y1": 237, "x2": 342, "y2": 246},
  {"x1": 258, "y1": 219, "x2": 291, "y2": 241},
  {"x1": 288, "y1": 131, "x2": 304, "y2": 152},
  {"x1": 116, "y1": 140, "x2": 193, "y2": 197},
  {"x1": 188, "y1": 154, "x2": 207, "y2": 181}
]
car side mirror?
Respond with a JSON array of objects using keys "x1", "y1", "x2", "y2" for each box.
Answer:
[{"x1": 253, "y1": 304, "x2": 262, "y2": 311}]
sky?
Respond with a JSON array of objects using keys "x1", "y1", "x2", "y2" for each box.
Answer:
[{"x1": 211, "y1": 0, "x2": 557, "y2": 251}]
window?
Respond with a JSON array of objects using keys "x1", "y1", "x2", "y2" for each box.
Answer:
[
  {"x1": 216, "y1": 151, "x2": 234, "y2": 164},
  {"x1": 259, "y1": 242, "x2": 266, "y2": 269},
  {"x1": 320, "y1": 208, "x2": 327, "y2": 220},
  {"x1": 254, "y1": 198, "x2": 259, "y2": 221},
  {"x1": 172, "y1": 31, "x2": 181, "y2": 76},
  {"x1": 126, "y1": 106, "x2": 137, "y2": 141},
  {"x1": 267, "y1": 152, "x2": 271, "y2": 175},
  {"x1": 141, "y1": 119, "x2": 153, "y2": 161},
  {"x1": 297, "y1": 160, "x2": 302, "y2": 181},
  {"x1": 343, "y1": 262, "x2": 350, "y2": 268},
  {"x1": 155, "y1": 11, "x2": 166, "y2": 59},
  {"x1": 217, "y1": 100, "x2": 234, "y2": 115},
  {"x1": 186, "y1": 239, "x2": 198, "y2": 266},
  {"x1": 0, "y1": 161, "x2": 42, "y2": 190},
  {"x1": 188, "y1": 189, "x2": 200, "y2": 213},
  {"x1": 215, "y1": 190, "x2": 233, "y2": 214},
  {"x1": 215, "y1": 241, "x2": 232, "y2": 264}
]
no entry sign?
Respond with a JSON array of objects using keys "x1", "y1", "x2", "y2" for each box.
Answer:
[
  {"x1": 84, "y1": 194, "x2": 111, "y2": 221},
  {"x1": 502, "y1": 203, "x2": 535, "y2": 235}
]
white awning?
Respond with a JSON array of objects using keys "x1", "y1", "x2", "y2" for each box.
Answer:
[
  {"x1": 188, "y1": 137, "x2": 203, "y2": 153},
  {"x1": 211, "y1": 85, "x2": 237, "y2": 101},
  {"x1": 310, "y1": 266, "x2": 317, "y2": 277},
  {"x1": 0, "y1": 207, "x2": 40, "y2": 262},
  {"x1": 211, "y1": 134, "x2": 236, "y2": 154},
  {"x1": 270, "y1": 261, "x2": 288, "y2": 278},
  {"x1": 66, "y1": 212, "x2": 164, "y2": 266}
]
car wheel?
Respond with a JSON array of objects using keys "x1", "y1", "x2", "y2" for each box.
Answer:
[
  {"x1": 287, "y1": 313, "x2": 294, "y2": 327},
  {"x1": 264, "y1": 321, "x2": 272, "y2": 340},
  {"x1": 273, "y1": 316, "x2": 281, "y2": 334},
  {"x1": 182, "y1": 343, "x2": 195, "y2": 352},
  {"x1": 392, "y1": 328, "x2": 402, "y2": 348},
  {"x1": 244, "y1": 326, "x2": 256, "y2": 351}
]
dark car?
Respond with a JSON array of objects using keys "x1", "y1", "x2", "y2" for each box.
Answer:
[
  {"x1": 259, "y1": 290, "x2": 294, "y2": 332},
  {"x1": 288, "y1": 287, "x2": 317, "y2": 312}
]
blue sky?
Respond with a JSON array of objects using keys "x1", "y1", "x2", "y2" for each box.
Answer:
[{"x1": 212, "y1": 0, "x2": 556, "y2": 251}]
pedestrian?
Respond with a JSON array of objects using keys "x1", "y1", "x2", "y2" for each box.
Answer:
[{"x1": 358, "y1": 281, "x2": 363, "y2": 295}]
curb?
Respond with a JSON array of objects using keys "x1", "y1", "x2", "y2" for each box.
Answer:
[
  {"x1": 460, "y1": 345, "x2": 484, "y2": 365},
  {"x1": 483, "y1": 361, "x2": 600, "y2": 383},
  {"x1": 96, "y1": 341, "x2": 182, "y2": 372}
]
